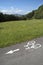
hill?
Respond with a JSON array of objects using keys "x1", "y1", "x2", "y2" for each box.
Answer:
[{"x1": 26, "y1": 5, "x2": 43, "y2": 19}]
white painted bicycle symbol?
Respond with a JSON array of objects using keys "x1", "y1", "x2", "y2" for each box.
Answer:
[{"x1": 24, "y1": 41, "x2": 41, "y2": 50}]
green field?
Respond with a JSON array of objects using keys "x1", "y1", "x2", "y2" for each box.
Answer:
[{"x1": 0, "y1": 19, "x2": 43, "y2": 47}]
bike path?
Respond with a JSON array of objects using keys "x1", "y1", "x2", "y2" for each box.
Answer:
[{"x1": 0, "y1": 37, "x2": 43, "y2": 65}]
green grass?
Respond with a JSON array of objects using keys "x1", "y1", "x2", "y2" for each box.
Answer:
[{"x1": 0, "y1": 19, "x2": 43, "y2": 47}]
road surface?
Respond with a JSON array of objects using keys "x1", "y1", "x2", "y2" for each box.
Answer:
[{"x1": 0, "y1": 37, "x2": 43, "y2": 65}]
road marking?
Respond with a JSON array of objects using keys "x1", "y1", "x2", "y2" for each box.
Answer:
[
  {"x1": 5, "y1": 49, "x2": 20, "y2": 54},
  {"x1": 5, "y1": 41, "x2": 41, "y2": 54},
  {"x1": 34, "y1": 44, "x2": 41, "y2": 49},
  {"x1": 24, "y1": 41, "x2": 41, "y2": 50}
]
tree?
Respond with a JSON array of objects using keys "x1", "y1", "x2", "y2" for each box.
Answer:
[
  {"x1": 0, "y1": 13, "x2": 5, "y2": 22},
  {"x1": 34, "y1": 5, "x2": 43, "y2": 19},
  {"x1": 26, "y1": 11, "x2": 34, "y2": 19}
]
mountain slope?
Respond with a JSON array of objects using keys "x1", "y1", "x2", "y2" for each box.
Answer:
[{"x1": 26, "y1": 5, "x2": 43, "y2": 19}]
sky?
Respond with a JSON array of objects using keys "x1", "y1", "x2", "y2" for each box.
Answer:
[{"x1": 0, "y1": 0, "x2": 43, "y2": 14}]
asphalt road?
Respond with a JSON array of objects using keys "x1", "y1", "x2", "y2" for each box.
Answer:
[{"x1": 0, "y1": 37, "x2": 43, "y2": 65}]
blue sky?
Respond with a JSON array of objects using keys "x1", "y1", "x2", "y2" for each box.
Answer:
[{"x1": 0, "y1": 0, "x2": 43, "y2": 14}]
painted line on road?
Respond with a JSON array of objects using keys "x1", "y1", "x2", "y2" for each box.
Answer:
[{"x1": 5, "y1": 49, "x2": 20, "y2": 54}]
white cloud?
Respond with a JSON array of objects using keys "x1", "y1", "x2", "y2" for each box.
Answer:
[
  {"x1": 0, "y1": 7, "x2": 31, "y2": 15},
  {"x1": 0, "y1": 7, "x2": 23, "y2": 14}
]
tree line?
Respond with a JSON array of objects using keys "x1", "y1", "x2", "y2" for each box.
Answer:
[{"x1": 0, "y1": 13, "x2": 26, "y2": 22}]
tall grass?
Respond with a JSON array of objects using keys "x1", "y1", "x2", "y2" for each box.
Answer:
[{"x1": 0, "y1": 19, "x2": 43, "y2": 47}]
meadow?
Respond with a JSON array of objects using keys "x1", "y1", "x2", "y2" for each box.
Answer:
[{"x1": 0, "y1": 19, "x2": 43, "y2": 47}]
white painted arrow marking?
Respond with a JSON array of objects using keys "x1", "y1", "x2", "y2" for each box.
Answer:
[{"x1": 5, "y1": 49, "x2": 20, "y2": 54}]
